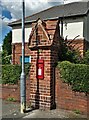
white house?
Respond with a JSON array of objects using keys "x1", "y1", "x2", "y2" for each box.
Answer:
[{"x1": 9, "y1": 1, "x2": 89, "y2": 64}]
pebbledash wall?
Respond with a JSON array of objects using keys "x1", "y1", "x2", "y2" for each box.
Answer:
[{"x1": 2, "y1": 19, "x2": 89, "y2": 115}]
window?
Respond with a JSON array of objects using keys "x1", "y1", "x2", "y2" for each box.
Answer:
[{"x1": 20, "y1": 56, "x2": 31, "y2": 63}]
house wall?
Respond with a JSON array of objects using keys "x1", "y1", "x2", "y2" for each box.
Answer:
[
  {"x1": 12, "y1": 23, "x2": 32, "y2": 64},
  {"x1": 12, "y1": 17, "x2": 84, "y2": 43},
  {"x1": 59, "y1": 17, "x2": 85, "y2": 56},
  {"x1": 12, "y1": 24, "x2": 32, "y2": 43},
  {"x1": 12, "y1": 43, "x2": 31, "y2": 64},
  {"x1": 62, "y1": 17, "x2": 84, "y2": 40}
]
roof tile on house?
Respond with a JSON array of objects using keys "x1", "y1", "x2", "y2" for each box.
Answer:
[{"x1": 9, "y1": 1, "x2": 89, "y2": 26}]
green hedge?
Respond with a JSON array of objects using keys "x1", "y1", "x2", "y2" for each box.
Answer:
[
  {"x1": 2, "y1": 64, "x2": 30, "y2": 84},
  {"x1": 82, "y1": 50, "x2": 89, "y2": 65},
  {"x1": 58, "y1": 61, "x2": 89, "y2": 93}
]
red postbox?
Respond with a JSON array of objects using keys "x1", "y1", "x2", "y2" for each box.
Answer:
[{"x1": 37, "y1": 59, "x2": 44, "y2": 79}]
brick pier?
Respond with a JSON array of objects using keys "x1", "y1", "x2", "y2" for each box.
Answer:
[{"x1": 29, "y1": 19, "x2": 60, "y2": 109}]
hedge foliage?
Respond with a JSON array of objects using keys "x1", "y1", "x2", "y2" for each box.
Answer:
[
  {"x1": 81, "y1": 50, "x2": 89, "y2": 65},
  {"x1": 58, "y1": 61, "x2": 89, "y2": 93},
  {"x1": 2, "y1": 64, "x2": 30, "y2": 84}
]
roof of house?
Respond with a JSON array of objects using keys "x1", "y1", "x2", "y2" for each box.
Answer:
[{"x1": 9, "y1": 1, "x2": 89, "y2": 26}]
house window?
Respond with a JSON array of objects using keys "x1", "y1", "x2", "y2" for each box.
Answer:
[{"x1": 20, "y1": 56, "x2": 31, "y2": 63}]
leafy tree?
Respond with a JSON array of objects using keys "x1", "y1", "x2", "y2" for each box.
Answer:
[
  {"x1": 2, "y1": 31, "x2": 12, "y2": 55},
  {"x1": 2, "y1": 31, "x2": 12, "y2": 64},
  {"x1": 2, "y1": 50, "x2": 12, "y2": 64}
]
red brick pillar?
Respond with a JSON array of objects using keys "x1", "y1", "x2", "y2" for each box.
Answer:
[{"x1": 29, "y1": 19, "x2": 60, "y2": 109}]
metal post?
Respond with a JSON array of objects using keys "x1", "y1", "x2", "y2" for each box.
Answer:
[{"x1": 20, "y1": 0, "x2": 26, "y2": 113}]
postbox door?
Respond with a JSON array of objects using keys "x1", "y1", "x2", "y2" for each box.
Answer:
[{"x1": 37, "y1": 59, "x2": 44, "y2": 79}]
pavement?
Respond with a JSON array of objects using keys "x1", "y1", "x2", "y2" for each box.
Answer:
[
  {"x1": 1, "y1": 99, "x2": 88, "y2": 119},
  {"x1": 23, "y1": 109, "x2": 87, "y2": 119},
  {"x1": 1, "y1": 100, "x2": 25, "y2": 119}
]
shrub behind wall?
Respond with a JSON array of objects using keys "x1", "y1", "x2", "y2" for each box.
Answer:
[
  {"x1": 58, "y1": 61, "x2": 89, "y2": 93},
  {"x1": 2, "y1": 64, "x2": 30, "y2": 84},
  {"x1": 82, "y1": 50, "x2": 89, "y2": 65}
]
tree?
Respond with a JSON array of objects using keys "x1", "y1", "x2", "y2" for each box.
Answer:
[
  {"x1": 2, "y1": 31, "x2": 12, "y2": 64},
  {"x1": 2, "y1": 31, "x2": 12, "y2": 55}
]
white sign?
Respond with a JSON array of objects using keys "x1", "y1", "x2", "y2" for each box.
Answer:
[{"x1": 38, "y1": 68, "x2": 42, "y2": 75}]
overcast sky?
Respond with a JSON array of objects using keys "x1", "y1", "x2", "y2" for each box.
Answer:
[{"x1": 0, "y1": 0, "x2": 87, "y2": 44}]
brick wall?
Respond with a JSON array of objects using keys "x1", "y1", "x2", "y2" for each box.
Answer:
[
  {"x1": 1, "y1": 84, "x2": 20, "y2": 101},
  {"x1": 0, "y1": 80, "x2": 30, "y2": 103},
  {"x1": 55, "y1": 68, "x2": 89, "y2": 115}
]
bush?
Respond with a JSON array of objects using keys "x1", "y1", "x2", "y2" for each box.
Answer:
[
  {"x1": 58, "y1": 40, "x2": 81, "y2": 63},
  {"x1": 82, "y1": 50, "x2": 89, "y2": 65},
  {"x1": 58, "y1": 61, "x2": 89, "y2": 93},
  {"x1": 2, "y1": 64, "x2": 30, "y2": 84}
]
